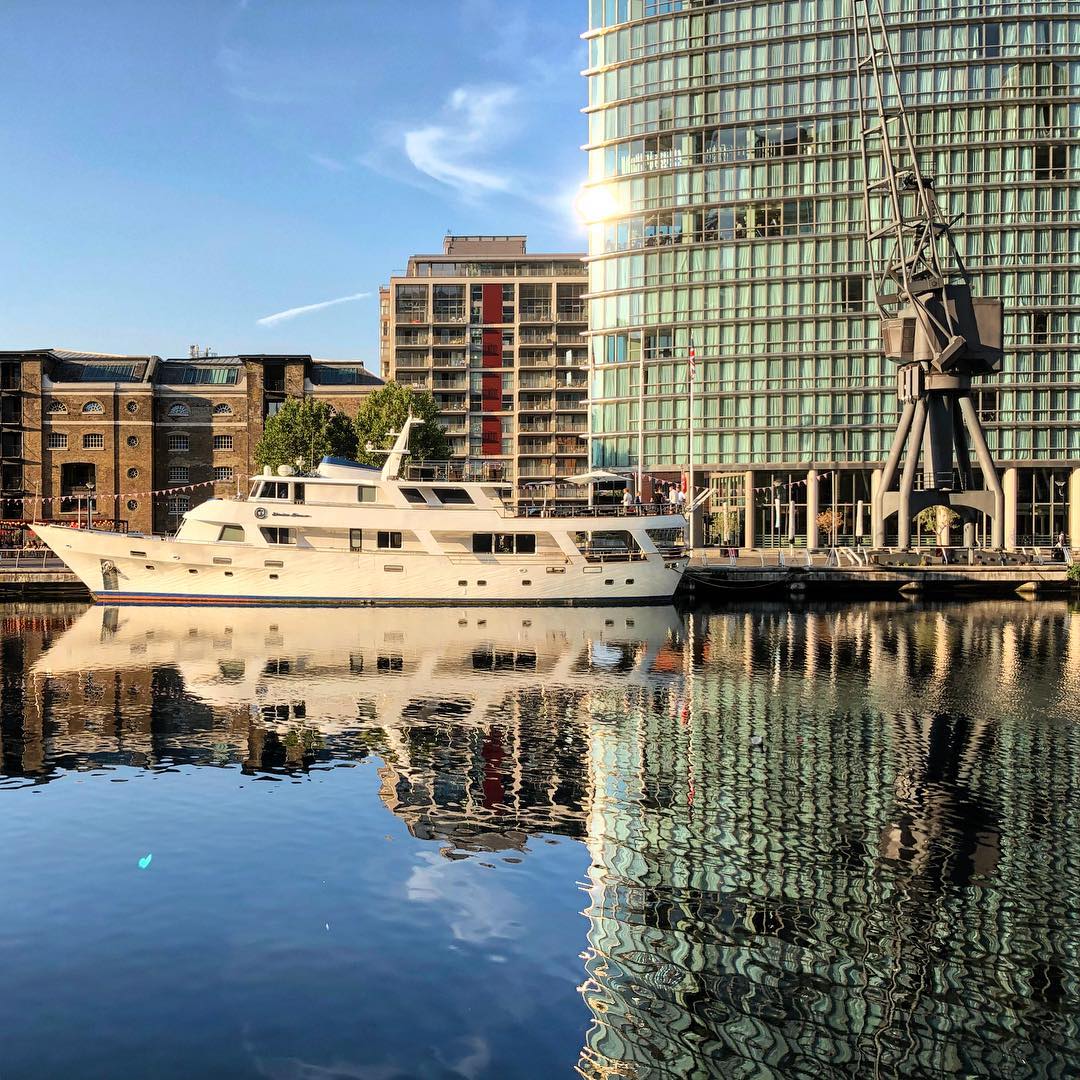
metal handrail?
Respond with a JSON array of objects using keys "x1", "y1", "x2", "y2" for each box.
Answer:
[{"x1": 0, "y1": 548, "x2": 65, "y2": 569}]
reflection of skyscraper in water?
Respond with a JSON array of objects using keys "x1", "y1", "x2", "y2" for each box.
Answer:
[{"x1": 577, "y1": 602, "x2": 1080, "y2": 1078}]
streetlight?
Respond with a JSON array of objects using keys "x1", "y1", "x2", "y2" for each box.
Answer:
[{"x1": 85, "y1": 482, "x2": 96, "y2": 530}]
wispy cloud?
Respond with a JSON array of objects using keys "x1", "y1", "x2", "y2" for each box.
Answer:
[
  {"x1": 403, "y1": 85, "x2": 517, "y2": 197},
  {"x1": 257, "y1": 292, "x2": 371, "y2": 327},
  {"x1": 308, "y1": 152, "x2": 347, "y2": 172}
]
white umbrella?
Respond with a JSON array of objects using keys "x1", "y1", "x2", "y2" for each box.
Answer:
[{"x1": 562, "y1": 470, "x2": 630, "y2": 485}]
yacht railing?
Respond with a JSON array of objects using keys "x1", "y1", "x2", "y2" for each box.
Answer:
[{"x1": 502, "y1": 502, "x2": 683, "y2": 519}]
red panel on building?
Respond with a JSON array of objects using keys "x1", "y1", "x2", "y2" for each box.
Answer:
[
  {"x1": 481, "y1": 371, "x2": 502, "y2": 410},
  {"x1": 482, "y1": 415, "x2": 501, "y2": 455},
  {"x1": 482, "y1": 284, "x2": 503, "y2": 324},
  {"x1": 482, "y1": 329, "x2": 501, "y2": 369}
]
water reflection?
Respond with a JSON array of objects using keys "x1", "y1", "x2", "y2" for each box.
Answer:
[{"x1": 2, "y1": 600, "x2": 1078, "y2": 1077}]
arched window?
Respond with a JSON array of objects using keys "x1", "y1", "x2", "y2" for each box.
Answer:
[
  {"x1": 46, "y1": 401, "x2": 67, "y2": 415},
  {"x1": 81, "y1": 401, "x2": 104, "y2": 414},
  {"x1": 212, "y1": 403, "x2": 232, "y2": 415},
  {"x1": 168, "y1": 403, "x2": 191, "y2": 418}
]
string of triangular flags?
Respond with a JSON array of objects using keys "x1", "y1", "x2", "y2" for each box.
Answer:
[{"x1": 0, "y1": 479, "x2": 218, "y2": 506}]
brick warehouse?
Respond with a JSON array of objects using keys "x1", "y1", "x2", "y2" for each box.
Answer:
[{"x1": 0, "y1": 349, "x2": 381, "y2": 540}]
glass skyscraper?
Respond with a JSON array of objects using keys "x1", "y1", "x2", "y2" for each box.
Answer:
[{"x1": 582, "y1": 0, "x2": 1080, "y2": 546}]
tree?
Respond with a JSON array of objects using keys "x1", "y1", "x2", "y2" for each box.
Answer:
[
  {"x1": 254, "y1": 398, "x2": 357, "y2": 473},
  {"x1": 353, "y1": 384, "x2": 450, "y2": 467},
  {"x1": 816, "y1": 508, "x2": 845, "y2": 540}
]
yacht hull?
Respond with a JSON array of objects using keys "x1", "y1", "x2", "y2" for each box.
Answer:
[{"x1": 32, "y1": 524, "x2": 686, "y2": 607}]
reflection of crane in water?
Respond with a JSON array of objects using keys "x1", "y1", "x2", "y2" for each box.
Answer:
[{"x1": 854, "y1": 0, "x2": 1005, "y2": 550}]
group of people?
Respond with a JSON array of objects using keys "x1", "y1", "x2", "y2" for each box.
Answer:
[{"x1": 618, "y1": 481, "x2": 687, "y2": 514}]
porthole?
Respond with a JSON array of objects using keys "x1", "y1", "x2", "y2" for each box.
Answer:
[
  {"x1": 476, "y1": 579, "x2": 487, "y2": 586},
  {"x1": 127, "y1": 467, "x2": 139, "y2": 479},
  {"x1": 522, "y1": 579, "x2": 532, "y2": 585},
  {"x1": 458, "y1": 579, "x2": 467, "y2": 586},
  {"x1": 604, "y1": 578, "x2": 614, "y2": 585},
  {"x1": 269, "y1": 573, "x2": 279, "y2": 580},
  {"x1": 625, "y1": 578, "x2": 634, "y2": 585},
  {"x1": 127, "y1": 500, "x2": 138, "y2": 511},
  {"x1": 126, "y1": 401, "x2": 138, "y2": 414},
  {"x1": 127, "y1": 436, "x2": 139, "y2": 448},
  {"x1": 188, "y1": 568, "x2": 198, "y2": 575}
]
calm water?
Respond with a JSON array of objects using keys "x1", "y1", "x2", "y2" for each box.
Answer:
[{"x1": 1, "y1": 600, "x2": 1078, "y2": 1079}]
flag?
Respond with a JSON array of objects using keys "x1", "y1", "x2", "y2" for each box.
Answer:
[{"x1": 688, "y1": 337, "x2": 696, "y2": 379}]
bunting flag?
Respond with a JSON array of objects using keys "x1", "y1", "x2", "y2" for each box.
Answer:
[{"x1": 0, "y1": 479, "x2": 219, "y2": 506}]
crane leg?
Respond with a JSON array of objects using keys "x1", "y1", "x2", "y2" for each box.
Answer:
[
  {"x1": 897, "y1": 399, "x2": 928, "y2": 551},
  {"x1": 958, "y1": 394, "x2": 1004, "y2": 550},
  {"x1": 873, "y1": 399, "x2": 916, "y2": 548}
]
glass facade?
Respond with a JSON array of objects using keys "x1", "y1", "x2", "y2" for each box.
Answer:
[{"x1": 583, "y1": 0, "x2": 1080, "y2": 545}]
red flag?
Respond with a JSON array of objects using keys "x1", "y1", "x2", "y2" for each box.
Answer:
[{"x1": 688, "y1": 338, "x2": 696, "y2": 379}]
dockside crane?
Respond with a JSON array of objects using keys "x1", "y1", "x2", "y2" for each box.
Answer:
[{"x1": 853, "y1": 0, "x2": 1005, "y2": 550}]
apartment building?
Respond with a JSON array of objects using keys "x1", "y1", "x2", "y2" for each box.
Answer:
[
  {"x1": 0, "y1": 349, "x2": 380, "y2": 539},
  {"x1": 582, "y1": 0, "x2": 1080, "y2": 546},
  {"x1": 381, "y1": 236, "x2": 589, "y2": 501}
]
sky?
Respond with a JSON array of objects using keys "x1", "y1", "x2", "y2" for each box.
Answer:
[{"x1": 0, "y1": 0, "x2": 589, "y2": 368}]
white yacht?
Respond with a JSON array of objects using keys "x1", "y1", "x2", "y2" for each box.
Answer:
[{"x1": 33, "y1": 419, "x2": 688, "y2": 606}]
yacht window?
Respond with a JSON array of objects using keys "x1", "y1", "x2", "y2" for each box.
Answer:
[
  {"x1": 472, "y1": 533, "x2": 536, "y2": 555},
  {"x1": 261, "y1": 527, "x2": 296, "y2": 545},
  {"x1": 433, "y1": 487, "x2": 473, "y2": 505},
  {"x1": 400, "y1": 488, "x2": 427, "y2": 504},
  {"x1": 350, "y1": 529, "x2": 363, "y2": 551},
  {"x1": 377, "y1": 531, "x2": 403, "y2": 550},
  {"x1": 357, "y1": 486, "x2": 378, "y2": 503},
  {"x1": 293, "y1": 483, "x2": 305, "y2": 504},
  {"x1": 257, "y1": 482, "x2": 291, "y2": 500},
  {"x1": 219, "y1": 525, "x2": 246, "y2": 542}
]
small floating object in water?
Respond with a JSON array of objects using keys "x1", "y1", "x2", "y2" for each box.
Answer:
[{"x1": 138, "y1": 853, "x2": 153, "y2": 870}]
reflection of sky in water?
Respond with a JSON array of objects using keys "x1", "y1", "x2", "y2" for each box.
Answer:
[{"x1": 1, "y1": 600, "x2": 1078, "y2": 1078}]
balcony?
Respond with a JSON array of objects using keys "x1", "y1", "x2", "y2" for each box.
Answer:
[
  {"x1": 519, "y1": 438, "x2": 554, "y2": 454},
  {"x1": 432, "y1": 304, "x2": 467, "y2": 323},
  {"x1": 518, "y1": 460, "x2": 556, "y2": 479},
  {"x1": 519, "y1": 330, "x2": 554, "y2": 345},
  {"x1": 555, "y1": 420, "x2": 588, "y2": 434},
  {"x1": 518, "y1": 305, "x2": 552, "y2": 323},
  {"x1": 519, "y1": 375, "x2": 555, "y2": 390},
  {"x1": 432, "y1": 332, "x2": 467, "y2": 346},
  {"x1": 518, "y1": 397, "x2": 553, "y2": 412},
  {"x1": 555, "y1": 306, "x2": 586, "y2": 322},
  {"x1": 555, "y1": 331, "x2": 587, "y2": 346},
  {"x1": 433, "y1": 376, "x2": 467, "y2": 391},
  {"x1": 519, "y1": 420, "x2": 552, "y2": 433},
  {"x1": 433, "y1": 394, "x2": 467, "y2": 412},
  {"x1": 519, "y1": 350, "x2": 554, "y2": 368},
  {"x1": 395, "y1": 305, "x2": 428, "y2": 324},
  {"x1": 396, "y1": 332, "x2": 430, "y2": 346},
  {"x1": 433, "y1": 357, "x2": 467, "y2": 370},
  {"x1": 394, "y1": 356, "x2": 429, "y2": 370},
  {"x1": 555, "y1": 396, "x2": 587, "y2": 411},
  {"x1": 556, "y1": 438, "x2": 586, "y2": 454}
]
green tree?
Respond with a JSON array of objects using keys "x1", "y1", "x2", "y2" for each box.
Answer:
[
  {"x1": 253, "y1": 398, "x2": 358, "y2": 473},
  {"x1": 353, "y1": 384, "x2": 450, "y2": 467}
]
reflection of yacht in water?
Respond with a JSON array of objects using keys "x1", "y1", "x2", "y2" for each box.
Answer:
[
  {"x1": 33, "y1": 419, "x2": 687, "y2": 606},
  {"x1": 32, "y1": 603, "x2": 687, "y2": 726}
]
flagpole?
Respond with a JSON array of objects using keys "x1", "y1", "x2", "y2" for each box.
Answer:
[{"x1": 688, "y1": 336, "x2": 695, "y2": 550}]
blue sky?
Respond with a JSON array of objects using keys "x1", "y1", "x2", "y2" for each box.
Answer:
[{"x1": 0, "y1": 0, "x2": 588, "y2": 367}]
